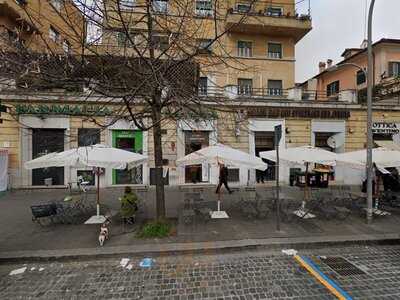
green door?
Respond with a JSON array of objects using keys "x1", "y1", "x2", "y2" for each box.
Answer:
[{"x1": 112, "y1": 130, "x2": 143, "y2": 184}]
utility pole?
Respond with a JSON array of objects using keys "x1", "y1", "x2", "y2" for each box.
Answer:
[{"x1": 366, "y1": 0, "x2": 376, "y2": 224}]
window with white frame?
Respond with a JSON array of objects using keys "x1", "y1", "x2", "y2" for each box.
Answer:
[
  {"x1": 389, "y1": 62, "x2": 400, "y2": 77},
  {"x1": 195, "y1": 0, "x2": 213, "y2": 17},
  {"x1": 266, "y1": 6, "x2": 283, "y2": 16},
  {"x1": 267, "y1": 80, "x2": 283, "y2": 96},
  {"x1": 238, "y1": 78, "x2": 252, "y2": 95},
  {"x1": 119, "y1": 0, "x2": 135, "y2": 9},
  {"x1": 62, "y1": 40, "x2": 71, "y2": 53},
  {"x1": 267, "y1": 42, "x2": 282, "y2": 59},
  {"x1": 49, "y1": 26, "x2": 60, "y2": 43},
  {"x1": 237, "y1": 41, "x2": 252, "y2": 57},
  {"x1": 51, "y1": 0, "x2": 62, "y2": 11},
  {"x1": 153, "y1": 0, "x2": 168, "y2": 13}
]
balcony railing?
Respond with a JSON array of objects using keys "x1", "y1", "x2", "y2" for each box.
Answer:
[{"x1": 197, "y1": 86, "x2": 360, "y2": 103}]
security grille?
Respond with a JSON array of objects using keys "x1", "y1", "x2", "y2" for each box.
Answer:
[{"x1": 320, "y1": 256, "x2": 367, "y2": 276}]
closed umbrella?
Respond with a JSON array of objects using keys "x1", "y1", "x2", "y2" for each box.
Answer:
[
  {"x1": 176, "y1": 144, "x2": 268, "y2": 218},
  {"x1": 25, "y1": 144, "x2": 148, "y2": 223}
]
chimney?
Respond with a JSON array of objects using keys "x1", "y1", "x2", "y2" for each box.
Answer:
[
  {"x1": 319, "y1": 62, "x2": 326, "y2": 73},
  {"x1": 327, "y1": 59, "x2": 333, "y2": 68}
]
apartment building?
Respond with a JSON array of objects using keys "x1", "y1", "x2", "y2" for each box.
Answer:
[
  {"x1": 0, "y1": 0, "x2": 84, "y2": 53},
  {"x1": 302, "y1": 39, "x2": 400, "y2": 101},
  {"x1": 0, "y1": 0, "x2": 319, "y2": 190}
]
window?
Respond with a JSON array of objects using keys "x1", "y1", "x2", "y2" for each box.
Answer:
[
  {"x1": 198, "y1": 77, "x2": 208, "y2": 95},
  {"x1": 237, "y1": 41, "x2": 252, "y2": 57},
  {"x1": 268, "y1": 43, "x2": 282, "y2": 59},
  {"x1": 238, "y1": 78, "x2": 252, "y2": 95},
  {"x1": 327, "y1": 80, "x2": 340, "y2": 96},
  {"x1": 389, "y1": 62, "x2": 400, "y2": 77},
  {"x1": 153, "y1": 0, "x2": 168, "y2": 13},
  {"x1": 117, "y1": 31, "x2": 135, "y2": 47},
  {"x1": 119, "y1": 0, "x2": 135, "y2": 9},
  {"x1": 49, "y1": 26, "x2": 60, "y2": 43},
  {"x1": 198, "y1": 39, "x2": 213, "y2": 53},
  {"x1": 227, "y1": 169, "x2": 240, "y2": 182},
  {"x1": 236, "y1": 3, "x2": 251, "y2": 13},
  {"x1": 152, "y1": 35, "x2": 169, "y2": 51},
  {"x1": 78, "y1": 128, "x2": 101, "y2": 147},
  {"x1": 266, "y1": 7, "x2": 283, "y2": 16},
  {"x1": 195, "y1": 0, "x2": 213, "y2": 17},
  {"x1": 51, "y1": 0, "x2": 62, "y2": 11},
  {"x1": 63, "y1": 40, "x2": 71, "y2": 53},
  {"x1": 356, "y1": 70, "x2": 366, "y2": 85},
  {"x1": 267, "y1": 80, "x2": 283, "y2": 96}
]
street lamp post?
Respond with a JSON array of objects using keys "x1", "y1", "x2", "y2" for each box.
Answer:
[{"x1": 366, "y1": 0, "x2": 376, "y2": 224}]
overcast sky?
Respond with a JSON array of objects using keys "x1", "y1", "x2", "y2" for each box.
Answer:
[{"x1": 295, "y1": 0, "x2": 400, "y2": 83}]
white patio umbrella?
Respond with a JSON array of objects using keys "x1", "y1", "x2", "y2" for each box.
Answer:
[
  {"x1": 337, "y1": 147, "x2": 400, "y2": 169},
  {"x1": 176, "y1": 144, "x2": 268, "y2": 219},
  {"x1": 260, "y1": 146, "x2": 338, "y2": 217},
  {"x1": 25, "y1": 144, "x2": 148, "y2": 223},
  {"x1": 176, "y1": 143, "x2": 268, "y2": 171}
]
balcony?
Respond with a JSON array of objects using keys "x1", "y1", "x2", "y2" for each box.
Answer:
[{"x1": 226, "y1": 8, "x2": 312, "y2": 42}]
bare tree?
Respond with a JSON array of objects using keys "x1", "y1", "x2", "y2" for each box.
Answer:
[{"x1": 0, "y1": 0, "x2": 259, "y2": 219}]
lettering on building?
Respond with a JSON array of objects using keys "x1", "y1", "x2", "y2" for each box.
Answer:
[
  {"x1": 247, "y1": 107, "x2": 350, "y2": 119},
  {"x1": 14, "y1": 104, "x2": 113, "y2": 116},
  {"x1": 372, "y1": 122, "x2": 400, "y2": 135}
]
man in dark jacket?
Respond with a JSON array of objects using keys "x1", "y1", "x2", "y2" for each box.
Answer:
[{"x1": 215, "y1": 162, "x2": 233, "y2": 194}]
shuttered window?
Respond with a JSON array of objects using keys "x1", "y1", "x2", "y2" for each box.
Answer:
[{"x1": 389, "y1": 62, "x2": 400, "y2": 77}]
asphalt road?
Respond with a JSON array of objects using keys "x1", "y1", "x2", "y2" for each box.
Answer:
[{"x1": 1, "y1": 244, "x2": 400, "y2": 299}]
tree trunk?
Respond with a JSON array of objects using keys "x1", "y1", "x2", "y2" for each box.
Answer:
[{"x1": 151, "y1": 99, "x2": 166, "y2": 220}]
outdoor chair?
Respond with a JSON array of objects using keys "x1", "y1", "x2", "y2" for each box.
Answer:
[{"x1": 181, "y1": 192, "x2": 211, "y2": 225}]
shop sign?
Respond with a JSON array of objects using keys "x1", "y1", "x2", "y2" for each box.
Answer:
[
  {"x1": 247, "y1": 107, "x2": 350, "y2": 119},
  {"x1": 372, "y1": 122, "x2": 400, "y2": 134},
  {"x1": 14, "y1": 104, "x2": 113, "y2": 116}
]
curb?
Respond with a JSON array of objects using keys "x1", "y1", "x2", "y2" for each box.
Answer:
[{"x1": 1, "y1": 233, "x2": 400, "y2": 263}]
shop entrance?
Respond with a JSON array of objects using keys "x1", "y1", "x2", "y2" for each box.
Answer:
[
  {"x1": 184, "y1": 131, "x2": 209, "y2": 183},
  {"x1": 254, "y1": 131, "x2": 275, "y2": 182},
  {"x1": 112, "y1": 130, "x2": 143, "y2": 184},
  {"x1": 32, "y1": 129, "x2": 65, "y2": 186}
]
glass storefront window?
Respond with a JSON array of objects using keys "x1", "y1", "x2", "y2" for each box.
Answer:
[
  {"x1": 32, "y1": 129, "x2": 65, "y2": 186},
  {"x1": 78, "y1": 128, "x2": 100, "y2": 147}
]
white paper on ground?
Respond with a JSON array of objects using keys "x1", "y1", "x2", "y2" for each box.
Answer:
[
  {"x1": 9, "y1": 267, "x2": 27, "y2": 276},
  {"x1": 126, "y1": 264, "x2": 133, "y2": 270},
  {"x1": 30, "y1": 267, "x2": 36, "y2": 271},
  {"x1": 39, "y1": 268, "x2": 45, "y2": 272},
  {"x1": 120, "y1": 258, "x2": 130, "y2": 267},
  {"x1": 282, "y1": 249, "x2": 298, "y2": 256}
]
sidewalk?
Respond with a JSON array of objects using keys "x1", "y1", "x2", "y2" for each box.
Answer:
[{"x1": 1, "y1": 188, "x2": 400, "y2": 261}]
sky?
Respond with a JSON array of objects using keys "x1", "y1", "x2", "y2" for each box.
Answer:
[{"x1": 295, "y1": 0, "x2": 400, "y2": 83}]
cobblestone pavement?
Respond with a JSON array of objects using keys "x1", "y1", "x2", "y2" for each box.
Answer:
[{"x1": 1, "y1": 244, "x2": 400, "y2": 299}]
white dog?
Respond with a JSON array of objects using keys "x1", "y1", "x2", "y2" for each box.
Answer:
[{"x1": 98, "y1": 222, "x2": 109, "y2": 246}]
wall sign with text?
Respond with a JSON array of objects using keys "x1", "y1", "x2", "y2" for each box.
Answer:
[
  {"x1": 14, "y1": 104, "x2": 113, "y2": 116},
  {"x1": 372, "y1": 122, "x2": 400, "y2": 135}
]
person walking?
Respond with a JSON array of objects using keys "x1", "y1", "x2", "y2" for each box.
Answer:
[{"x1": 215, "y1": 162, "x2": 233, "y2": 194}]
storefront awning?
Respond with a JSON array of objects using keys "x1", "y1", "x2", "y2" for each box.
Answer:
[{"x1": 374, "y1": 140, "x2": 400, "y2": 151}]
